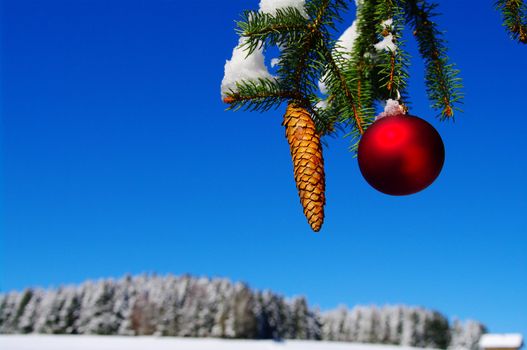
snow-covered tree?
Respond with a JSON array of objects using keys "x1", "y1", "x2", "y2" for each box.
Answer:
[
  {"x1": 287, "y1": 296, "x2": 320, "y2": 340},
  {"x1": 0, "y1": 290, "x2": 34, "y2": 333},
  {"x1": 33, "y1": 288, "x2": 67, "y2": 334},
  {"x1": 76, "y1": 280, "x2": 120, "y2": 335},
  {"x1": 17, "y1": 289, "x2": 43, "y2": 334},
  {"x1": 423, "y1": 311, "x2": 451, "y2": 349},
  {"x1": 0, "y1": 273, "x2": 486, "y2": 347},
  {"x1": 449, "y1": 319, "x2": 487, "y2": 350}
]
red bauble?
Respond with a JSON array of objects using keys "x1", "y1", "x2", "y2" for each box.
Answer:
[{"x1": 357, "y1": 114, "x2": 445, "y2": 196}]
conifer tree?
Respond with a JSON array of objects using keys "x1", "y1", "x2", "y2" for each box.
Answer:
[
  {"x1": 221, "y1": 0, "x2": 464, "y2": 231},
  {"x1": 1, "y1": 274, "x2": 486, "y2": 347}
]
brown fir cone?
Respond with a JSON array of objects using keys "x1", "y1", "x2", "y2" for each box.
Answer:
[{"x1": 283, "y1": 103, "x2": 326, "y2": 232}]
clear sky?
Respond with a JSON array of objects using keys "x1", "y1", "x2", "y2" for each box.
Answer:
[{"x1": 1, "y1": 0, "x2": 526, "y2": 339}]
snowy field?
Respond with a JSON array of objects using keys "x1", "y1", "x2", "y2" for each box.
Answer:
[{"x1": 0, "y1": 335, "x2": 434, "y2": 350}]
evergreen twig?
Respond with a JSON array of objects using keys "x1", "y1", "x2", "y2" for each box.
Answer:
[
  {"x1": 225, "y1": 0, "x2": 463, "y2": 134},
  {"x1": 223, "y1": 78, "x2": 301, "y2": 112},
  {"x1": 349, "y1": 0, "x2": 379, "y2": 123},
  {"x1": 404, "y1": 0, "x2": 463, "y2": 120},
  {"x1": 320, "y1": 42, "x2": 364, "y2": 134},
  {"x1": 374, "y1": 0, "x2": 410, "y2": 105},
  {"x1": 236, "y1": 8, "x2": 309, "y2": 55},
  {"x1": 496, "y1": 0, "x2": 527, "y2": 44},
  {"x1": 225, "y1": 0, "x2": 354, "y2": 136}
]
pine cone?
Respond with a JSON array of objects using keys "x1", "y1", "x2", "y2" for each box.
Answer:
[{"x1": 283, "y1": 103, "x2": 326, "y2": 232}]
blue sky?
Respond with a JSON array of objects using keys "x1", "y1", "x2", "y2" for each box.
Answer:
[{"x1": 1, "y1": 0, "x2": 526, "y2": 339}]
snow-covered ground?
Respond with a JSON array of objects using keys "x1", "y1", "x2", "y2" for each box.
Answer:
[{"x1": 0, "y1": 335, "x2": 435, "y2": 350}]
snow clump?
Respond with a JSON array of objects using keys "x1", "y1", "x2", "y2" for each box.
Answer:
[
  {"x1": 376, "y1": 99, "x2": 405, "y2": 120},
  {"x1": 221, "y1": 0, "x2": 308, "y2": 98}
]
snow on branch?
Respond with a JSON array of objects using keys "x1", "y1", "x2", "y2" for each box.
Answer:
[
  {"x1": 221, "y1": 37, "x2": 275, "y2": 98},
  {"x1": 221, "y1": 0, "x2": 307, "y2": 98}
]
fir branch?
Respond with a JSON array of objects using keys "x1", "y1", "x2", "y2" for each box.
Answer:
[
  {"x1": 223, "y1": 78, "x2": 301, "y2": 112},
  {"x1": 404, "y1": 0, "x2": 463, "y2": 120},
  {"x1": 225, "y1": 0, "x2": 345, "y2": 136},
  {"x1": 304, "y1": 96, "x2": 337, "y2": 135},
  {"x1": 326, "y1": 0, "x2": 378, "y2": 143},
  {"x1": 320, "y1": 43, "x2": 364, "y2": 134},
  {"x1": 374, "y1": 0, "x2": 410, "y2": 104},
  {"x1": 292, "y1": 0, "x2": 330, "y2": 89},
  {"x1": 272, "y1": 0, "x2": 340, "y2": 120},
  {"x1": 236, "y1": 8, "x2": 309, "y2": 55},
  {"x1": 496, "y1": 0, "x2": 527, "y2": 43},
  {"x1": 223, "y1": 77, "x2": 335, "y2": 135},
  {"x1": 350, "y1": 0, "x2": 380, "y2": 120},
  {"x1": 224, "y1": 0, "x2": 464, "y2": 155}
]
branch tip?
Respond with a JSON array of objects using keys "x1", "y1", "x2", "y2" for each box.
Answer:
[{"x1": 223, "y1": 96, "x2": 235, "y2": 104}]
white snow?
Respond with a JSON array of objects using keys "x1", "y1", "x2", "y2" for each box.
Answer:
[
  {"x1": 338, "y1": 21, "x2": 360, "y2": 57},
  {"x1": 221, "y1": 0, "x2": 309, "y2": 98},
  {"x1": 259, "y1": 0, "x2": 307, "y2": 17},
  {"x1": 318, "y1": 80, "x2": 329, "y2": 95},
  {"x1": 317, "y1": 20, "x2": 359, "y2": 96},
  {"x1": 374, "y1": 33, "x2": 396, "y2": 52},
  {"x1": 381, "y1": 19, "x2": 393, "y2": 27},
  {"x1": 220, "y1": 37, "x2": 275, "y2": 98},
  {"x1": 479, "y1": 334, "x2": 523, "y2": 349},
  {"x1": 316, "y1": 99, "x2": 328, "y2": 109},
  {"x1": 376, "y1": 99, "x2": 404, "y2": 120},
  {"x1": 374, "y1": 19, "x2": 396, "y2": 52},
  {"x1": 317, "y1": 4, "x2": 360, "y2": 96},
  {"x1": 0, "y1": 335, "x2": 439, "y2": 350}
]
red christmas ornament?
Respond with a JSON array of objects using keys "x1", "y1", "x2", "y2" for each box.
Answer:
[{"x1": 358, "y1": 113, "x2": 445, "y2": 196}]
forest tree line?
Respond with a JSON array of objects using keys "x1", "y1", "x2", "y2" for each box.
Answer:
[{"x1": 0, "y1": 274, "x2": 485, "y2": 349}]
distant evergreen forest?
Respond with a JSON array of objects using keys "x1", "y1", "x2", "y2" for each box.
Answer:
[{"x1": 0, "y1": 274, "x2": 485, "y2": 349}]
